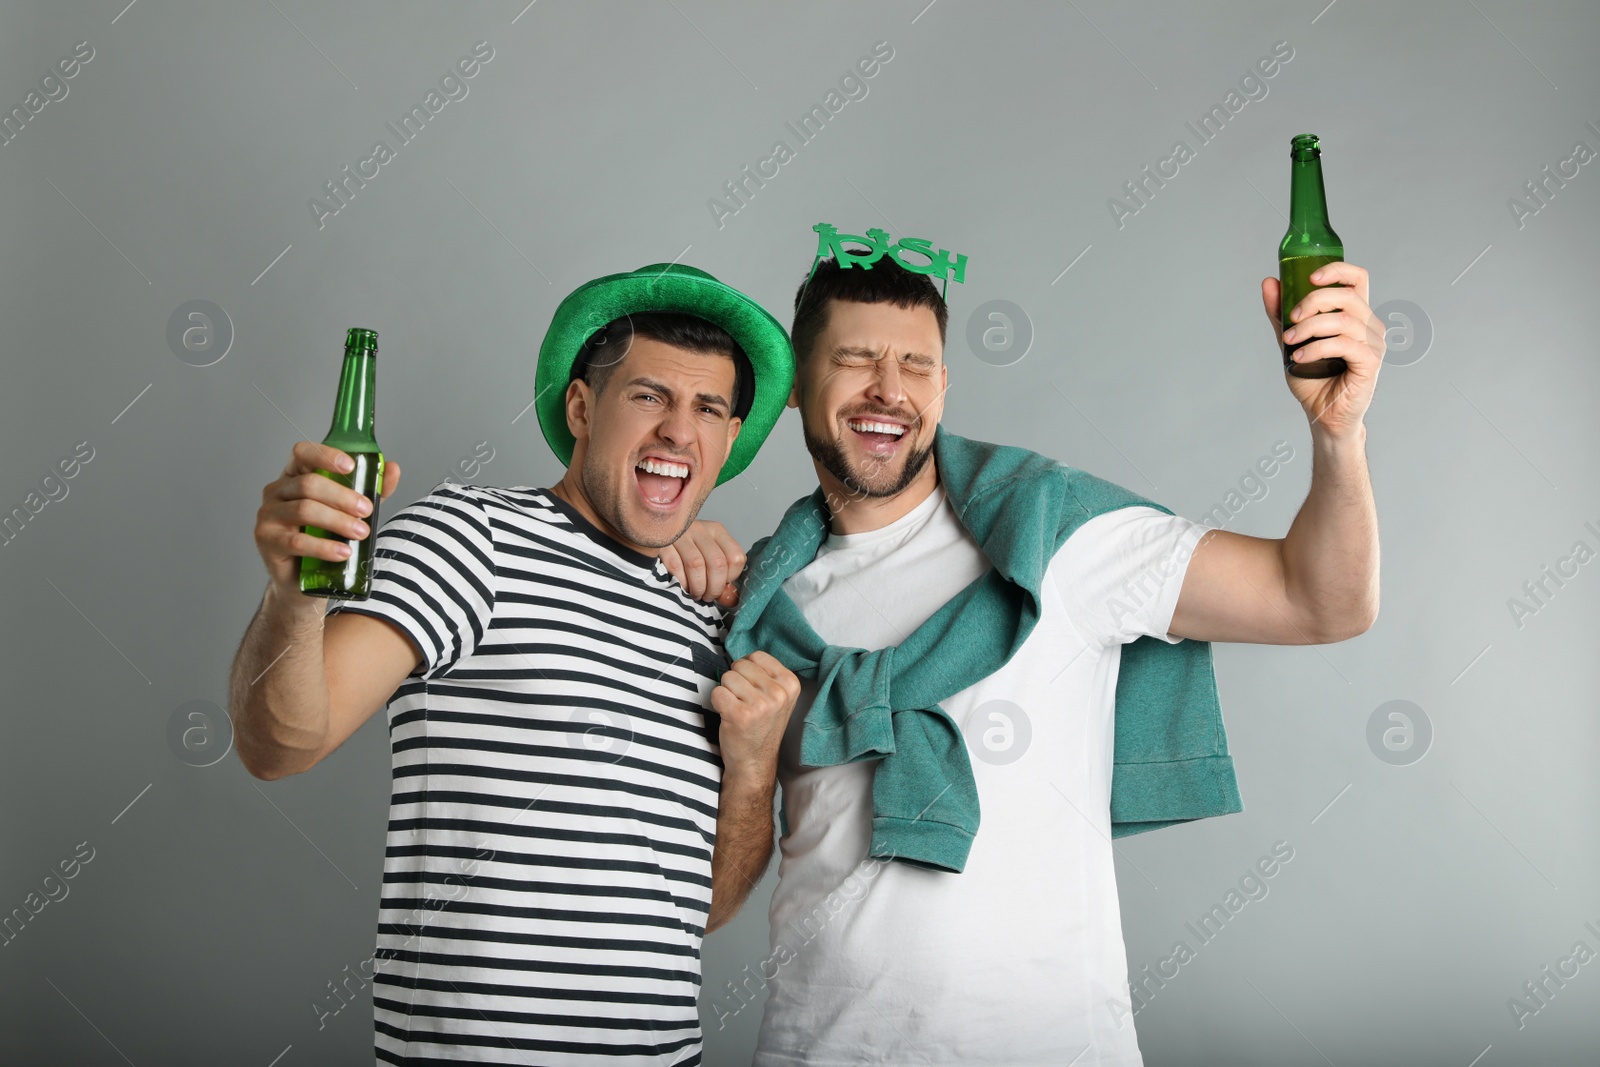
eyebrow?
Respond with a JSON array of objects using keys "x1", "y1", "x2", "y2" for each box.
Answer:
[
  {"x1": 834, "y1": 345, "x2": 937, "y2": 363},
  {"x1": 627, "y1": 376, "x2": 731, "y2": 414}
]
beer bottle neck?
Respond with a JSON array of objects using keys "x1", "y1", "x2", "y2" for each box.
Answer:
[
  {"x1": 325, "y1": 346, "x2": 377, "y2": 445},
  {"x1": 1288, "y1": 156, "x2": 1333, "y2": 237}
]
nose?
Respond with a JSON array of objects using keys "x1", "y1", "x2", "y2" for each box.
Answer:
[
  {"x1": 655, "y1": 398, "x2": 696, "y2": 450},
  {"x1": 867, "y1": 354, "x2": 907, "y2": 407}
]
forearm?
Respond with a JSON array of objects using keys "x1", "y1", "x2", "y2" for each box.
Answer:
[
  {"x1": 228, "y1": 584, "x2": 334, "y2": 779},
  {"x1": 1281, "y1": 423, "x2": 1380, "y2": 640},
  {"x1": 706, "y1": 770, "x2": 777, "y2": 934}
]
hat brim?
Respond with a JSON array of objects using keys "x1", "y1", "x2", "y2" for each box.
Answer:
[{"x1": 535, "y1": 265, "x2": 795, "y2": 486}]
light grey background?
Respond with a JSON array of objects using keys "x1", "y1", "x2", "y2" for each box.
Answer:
[{"x1": 2, "y1": 1, "x2": 1597, "y2": 1064}]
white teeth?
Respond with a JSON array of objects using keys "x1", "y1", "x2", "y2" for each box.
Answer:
[
  {"x1": 637, "y1": 457, "x2": 689, "y2": 478},
  {"x1": 849, "y1": 419, "x2": 906, "y2": 437}
]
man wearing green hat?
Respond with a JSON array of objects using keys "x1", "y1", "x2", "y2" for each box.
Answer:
[{"x1": 232, "y1": 262, "x2": 799, "y2": 1064}]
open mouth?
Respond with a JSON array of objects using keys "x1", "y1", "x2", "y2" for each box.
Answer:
[
  {"x1": 634, "y1": 455, "x2": 690, "y2": 509},
  {"x1": 846, "y1": 417, "x2": 908, "y2": 456}
]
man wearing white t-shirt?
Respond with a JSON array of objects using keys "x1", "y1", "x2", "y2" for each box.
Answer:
[{"x1": 665, "y1": 246, "x2": 1384, "y2": 1063}]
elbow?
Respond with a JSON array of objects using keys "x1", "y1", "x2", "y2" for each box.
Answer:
[
  {"x1": 231, "y1": 702, "x2": 328, "y2": 780},
  {"x1": 238, "y1": 746, "x2": 288, "y2": 781},
  {"x1": 1349, "y1": 595, "x2": 1380, "y2": 638},
  {"x1": 704, "y1": 905, "x2": 734, "y2": 936},
  {"x1": 247, "y1": 760, "x2": 289, "y2": 782},
  {"x1": 1312, "y1": 601, "x2": 1378, "y2": 644},
  {"x1": 246, "y1": 752, "x2": 316, "y2": 781},
  {"x1": 235, "y1": 732, "x2": 312, "y2": 781}
]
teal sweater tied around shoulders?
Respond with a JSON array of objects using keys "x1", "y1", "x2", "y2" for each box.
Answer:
[{"x1": 724, "y1": 425, "x2": 1243, "y2": 873}]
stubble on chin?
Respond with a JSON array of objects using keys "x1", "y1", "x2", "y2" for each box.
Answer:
[
  {"x1": 580, "y1": 453, "x2": 703, "y2": 551},
  {"x1": 803, "y1": 421, "x2": 933, "y2": 502}
]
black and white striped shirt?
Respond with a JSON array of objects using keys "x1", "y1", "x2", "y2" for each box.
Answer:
[{"x1": 326, "y1": 482, "x2": 729, "y2": 1065}]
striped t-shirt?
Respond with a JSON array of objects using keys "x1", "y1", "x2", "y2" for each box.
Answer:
[{"x1": 325, "y1": 482, "x2": 730, "y2": 1066}]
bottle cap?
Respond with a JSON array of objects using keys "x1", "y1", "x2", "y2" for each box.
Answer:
[{"x1": 344, "y1": 327, "x2": 378, "y2": 353}]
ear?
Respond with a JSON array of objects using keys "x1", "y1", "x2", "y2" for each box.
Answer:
[
  {"x1": 786, "y1": 379, "x2": 799, "y2": 409},
  {"x1": 564, "y1": 379, "x2": 592, "y2": 443}
]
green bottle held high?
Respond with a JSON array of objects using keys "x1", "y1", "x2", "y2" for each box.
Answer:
[
  {"x1": 1279, "y1": 133, "x2": 1346, "y2": 379},
  {"x1": 299, "y1": 328, "x2": 384, "y2": 600}
]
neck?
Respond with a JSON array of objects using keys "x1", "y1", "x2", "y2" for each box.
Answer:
[
  {"x1": 819, "y1": 455, "x2": 940, "y2": 535},
  {"x1": 547, "y1": 469, "x2": 659, "y2": 558}
]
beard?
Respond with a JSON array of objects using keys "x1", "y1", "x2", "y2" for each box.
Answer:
[
  {"x1": 802, "y1": 415, "x2": 935, "y2": 503},
  {"x1": 579, "y1": 449, "x2": 706, "y2": 551}
]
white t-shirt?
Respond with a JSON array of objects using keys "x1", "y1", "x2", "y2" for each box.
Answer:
[{"x1": 750, "y1": 482, "x2": 1208, "y2": 1066}]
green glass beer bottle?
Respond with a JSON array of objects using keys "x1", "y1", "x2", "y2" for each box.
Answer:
[
  {"x1": 1279, "y1": 133, "x2": 1346, "y2": 378},
  {"x1": 299, "y1": 328, "x2": 384, "y2": 600}
]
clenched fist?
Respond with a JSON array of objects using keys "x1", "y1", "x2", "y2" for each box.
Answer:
[{"x1": 710, "y1": 650, "x2": 800, "y2": 783}]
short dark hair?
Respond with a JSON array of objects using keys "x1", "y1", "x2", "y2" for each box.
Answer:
[
  {"x1": 791, "y1": 254, "x2": 949, "y2": 363},
  {"x1": 571, "y1": 310, "x2": 751, "y2": 418}
]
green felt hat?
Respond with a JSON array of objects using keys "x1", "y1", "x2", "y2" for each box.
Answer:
[{"x1": 534, "y1": 262, "x2": 795, "y2": 486}]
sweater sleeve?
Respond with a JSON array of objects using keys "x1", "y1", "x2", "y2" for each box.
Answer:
[{"x1": 1048, "y1": 505, "x2": 1208, "y2": 647}]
